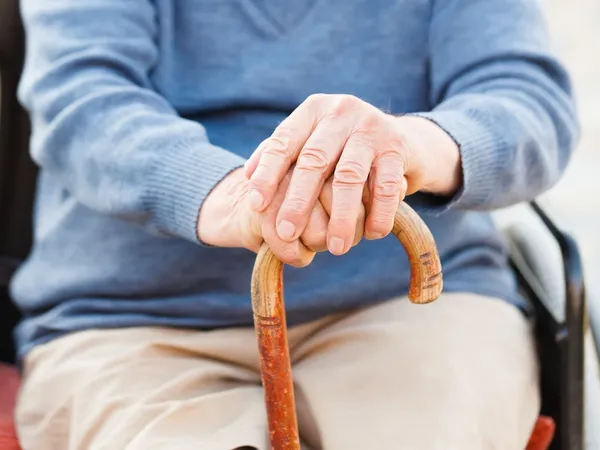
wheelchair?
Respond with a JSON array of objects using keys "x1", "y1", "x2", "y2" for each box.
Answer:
[{"x1": 1, "y1": 1, "x2": 598, "y2": 448}]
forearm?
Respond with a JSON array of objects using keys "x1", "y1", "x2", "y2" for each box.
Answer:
[
  {"x1": 20, "y1": 0, "x2": 245, "y2": 242},
  {"x1": 412, "y1": 59, "x2": 578, "y2": 211},
  {"x1": 25, "y1": 79, "x2": 244, "y2": 241},
  {"x1": 412, "y1": 0, "x2": 579, "y2": 212}
]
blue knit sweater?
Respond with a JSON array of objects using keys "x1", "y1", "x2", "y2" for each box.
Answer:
[{"x1": 12, "y1": 0, "x2": 578, "y2": 359}]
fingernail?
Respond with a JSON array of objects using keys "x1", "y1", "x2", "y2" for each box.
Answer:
[
  {"x1": 328, "y1": 237, "x2": 345, "y2": 255},
  {"x1": 365, "y1": 231, "x2": 384, "y2": 240},
  {"x1": 248, "y1": 190, "x2": 264, "y2": 211},
  {"x1": 277, "y1": 220, "x2": 296, "y2": 241}
]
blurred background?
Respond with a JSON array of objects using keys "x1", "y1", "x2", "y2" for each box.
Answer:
[{"x1": 542, "y1": 0, "x2": 599, "y2": 295}]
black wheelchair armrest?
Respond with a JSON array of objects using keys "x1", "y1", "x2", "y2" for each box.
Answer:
[
  {"x1": 507, "y1": 200, "x2": 586, "y2": 450},
  {"x1": 0, "y1": 0, "x2": 22, "y2": 66},
  {"x1": 0, "y1": 256, "x2": 21, "y2": 365}
]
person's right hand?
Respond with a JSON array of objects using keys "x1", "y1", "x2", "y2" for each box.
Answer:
[{"x1": 197, "y1": 168, "x2": 365, "y2": 267}]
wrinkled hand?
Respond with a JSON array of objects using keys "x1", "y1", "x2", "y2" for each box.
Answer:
[
  {"x1": 244, "y1": 94, "x2": 461, "y2": 256},
  {"x1": 197, "y1": 167, "x2": 365, "y2": 267}
]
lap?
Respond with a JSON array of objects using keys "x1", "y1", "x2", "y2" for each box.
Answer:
[
  {"x1": 292, "y1": 293, "x2": 540, "y2": 450},
  {"x1": 16, "y1": 327, "x2": 270, "y2": 450},
  {"x1": 16, "y1": 293, "x2": 539, "y2": 450}
]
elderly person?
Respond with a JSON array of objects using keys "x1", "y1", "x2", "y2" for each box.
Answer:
[{"x1": 13, "y1": 0, "x2": 577, "y2": 448}]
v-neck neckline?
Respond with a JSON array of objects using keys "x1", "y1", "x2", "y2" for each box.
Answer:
[{"x1": 243, "y1": 0, "x2": 322, "y2": 37}]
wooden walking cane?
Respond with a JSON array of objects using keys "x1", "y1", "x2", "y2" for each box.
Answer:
[{"x1": 251, "y1": 201, "x2": 443, "y2": 450}]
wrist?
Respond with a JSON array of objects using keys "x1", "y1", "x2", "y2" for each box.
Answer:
[
  {"x1": 394, "y1": 115, "x2": 462, "y2": 197},
  {"x1": 197, "y1": 168, "x2": 251, "y2": 247}
]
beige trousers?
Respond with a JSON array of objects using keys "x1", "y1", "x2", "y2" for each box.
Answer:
[{"x1": 15, "y1": 294, "x2": 540, "y2": 450}]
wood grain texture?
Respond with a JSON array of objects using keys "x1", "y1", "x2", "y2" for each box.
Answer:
[
  {"x1": 251, "y1": 245, "x2": 300, "y2": 450},
  {"x1": 251, "y1": 201, "x2": 442, "y2": 449},
  {"x1": 393, "y1": 202, "x2": 443, "y2": 304}
]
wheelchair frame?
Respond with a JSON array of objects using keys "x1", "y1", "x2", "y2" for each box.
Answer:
[{"x1": 507, "y1": 201, "x2": 586, "y2": 450}]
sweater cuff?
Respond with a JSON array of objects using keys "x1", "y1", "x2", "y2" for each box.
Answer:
[
  {"x1": 145, "y1": 140, "x2": 245, "y2": 242},
  {"x1": 407, "y1": 110, "x2": 506, "y2": 213}
]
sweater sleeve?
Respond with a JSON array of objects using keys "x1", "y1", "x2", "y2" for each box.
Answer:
[
  {"x1": 410, "y1": 0, "x2": 579, "y2": 211},
  {"x1": 18, "y1": 0, "x2": 245, "y2": 242}
]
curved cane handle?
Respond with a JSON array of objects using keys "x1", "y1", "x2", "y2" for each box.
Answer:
[
  {"x1": 391, "y1": 201, "x2": 443, "y2": 304},
  {"x1": 251, "y1": 201, "x2": 442, "y2": 450}
]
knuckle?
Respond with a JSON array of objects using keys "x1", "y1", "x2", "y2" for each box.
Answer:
[
  {"x1": 357, "y1": 109, "x2": 382, "y2": 130},
  {"x1": 305, "y1": 93, "x2": 328, "y2": 108},
  {"x1": 339, "y1": 94, "x2": 359, "y2": 106},
  {"x1": 284, "y1": 196, "x2": 311, "y2": 215},
  {"x1": 328, "y1": 216, "x2": 353, "y2": 233},
  {"x1": 378, "y1": 147, "x2": 405, "y2": 163},
  {"x1": 389, "y1": 126, "x2": 409, "y2": 149},
  {"x1": 334, "y1": 160, "x2": 368, "y2": 186},
  {"x1": 263, "y1": 131, "x2": 293, "y2": 158},
  {"x1": 250, "y1": 164, "x2": 278, "y2": 191},
  {"x1": 329, "y1": 94, "x2": 359, "y2": 117},
  {"x1": 373, "y1": 176, "x2": 403, "y2": 202},
  {"x1": 348, "y1": 131, "x2": 377, "y2": 156},
  {"x1": 307, "y1": 93, "x2": 327, "y2": 102},
  {"x1": 330, "y1": 197, "x2": 355, "y2": 217},
  {"x1": 387, "y1": 136, "x2": 411, "y2": 170},
  {"x1": 297, "y1": 147, "x2": 330, "y2": 172},
  {"x1": 369, "y1": 215, "x2": 394, "y2": 234}
]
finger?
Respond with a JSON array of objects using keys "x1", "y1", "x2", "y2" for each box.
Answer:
[
  {"x1": 362, "y1": 180, "x2": 372, "y2": 212},
  {"x1": 248, "y1": 96, "x2": 323, "y2": 212},
  {"x1": 320, "y1": 177, "x2": 365, "y2": 248},
  {"x1": 300, "y1": 200, "x2": 329, "y2": 253},
  {"x1": 327, "y1": 134, "x2": 374, "y2": 255},
  {"x1": 353, "y1": 202, "x2": 366, "y2": 246},
  {"x1": 266, "y1": 236, "x2": 315, "y2": 268},
  {"x1": 261, "y1": 171, "x2": 315, "y2": 268},
  {"x1": 364, "y1": 152, "x2": 407, "y2": 239},
  {"x1": 275, "y1": 119, "x2": 348, "y2": 242},
  {"x1": 244, "y1": 143, "x2": 264, "y2": 178}
]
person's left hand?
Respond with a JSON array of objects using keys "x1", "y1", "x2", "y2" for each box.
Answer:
[{"x1": 244, "y1": 94, "x2": 462, "y2": 256}]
